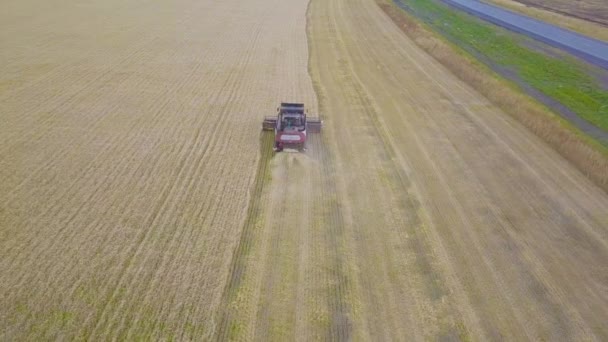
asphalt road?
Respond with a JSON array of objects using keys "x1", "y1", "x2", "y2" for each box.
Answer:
[{"x1": 442, "y1": 0, "x2": 608, "y2": 69}]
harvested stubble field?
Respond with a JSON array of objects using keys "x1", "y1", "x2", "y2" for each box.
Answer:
[{"x1": 1, "y1": 0, "x2": 607, "y2": 341}]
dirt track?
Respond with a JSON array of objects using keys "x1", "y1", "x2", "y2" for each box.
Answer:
[{"x1": 1, "y1": 0, "x2": 608, "y2": 340}]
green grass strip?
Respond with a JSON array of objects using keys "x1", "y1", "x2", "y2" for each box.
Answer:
[{"x1": 398, "y1": 0, "x2": 608, "y2": 132}]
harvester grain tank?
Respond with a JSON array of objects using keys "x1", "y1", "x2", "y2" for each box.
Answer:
[{"x1": 262, "y1": 102, "x2": 322, "y2": 151}]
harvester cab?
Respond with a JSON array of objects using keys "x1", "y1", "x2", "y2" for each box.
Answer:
[{"x1": 262, "y1": 102, "x2": 322, "y2": 152}]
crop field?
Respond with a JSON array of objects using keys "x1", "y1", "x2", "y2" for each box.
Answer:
[{"x1": 1, "y1": 0, "x2": 608, "y2": 340}]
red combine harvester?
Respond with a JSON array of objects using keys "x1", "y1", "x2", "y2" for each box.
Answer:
[{"x1": 262, "y1": 102, "x2": 322, "y2": 152}]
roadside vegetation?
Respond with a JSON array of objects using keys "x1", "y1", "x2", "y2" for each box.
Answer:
[
  {"x1": 482, "y1": 0, "x2": 608, "y2": 41},
  {"x1": 377, "y1": 0, "x2": 608, "y2": 191},
  {"x1": 398, "y1": 0, "x2": 608, "y2": 134},
  {"x1": 503, "y1": 0, "x2": 608, "y2": 26}
]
